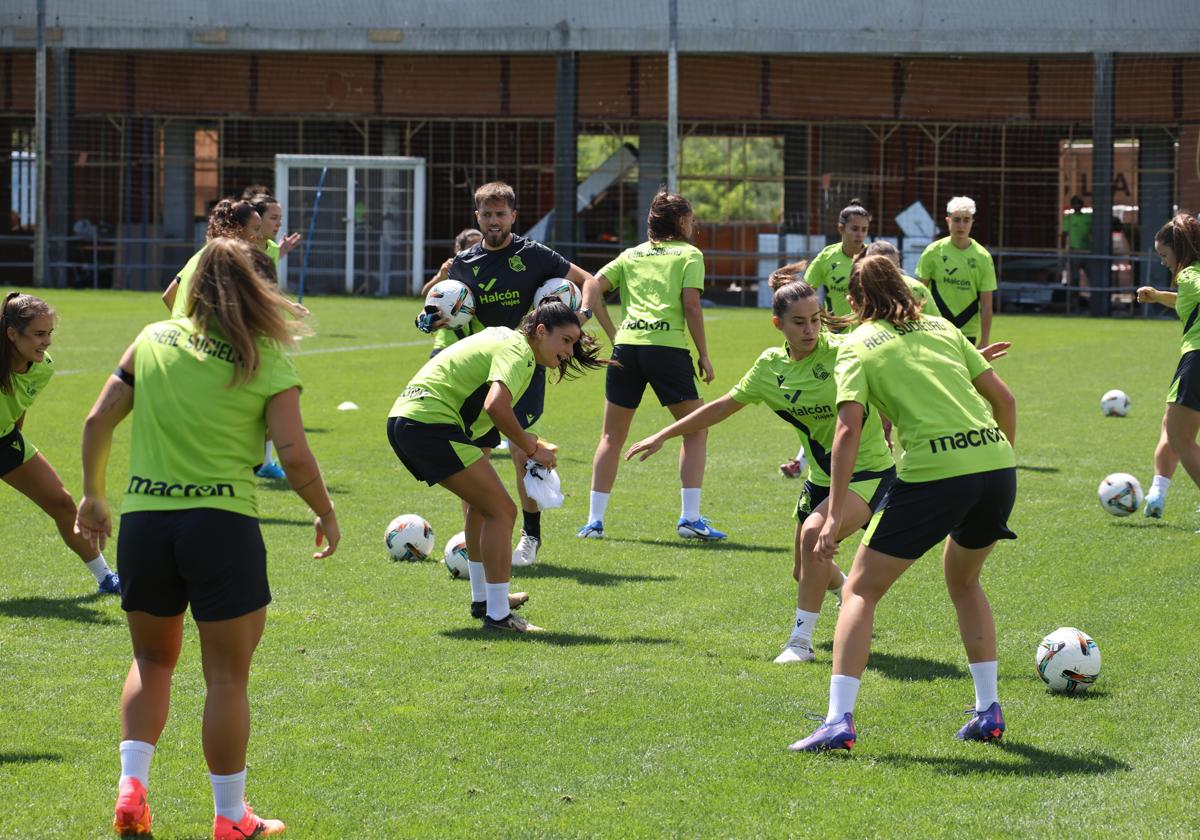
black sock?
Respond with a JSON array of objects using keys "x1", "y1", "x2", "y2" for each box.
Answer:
[{"x1": 523, "y1": 510, "x2": 541, "y2": 540}]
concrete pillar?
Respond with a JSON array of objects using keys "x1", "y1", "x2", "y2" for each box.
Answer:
[
  {"x1": 48, "y1": 46, "x2": 71, "y2": 287},
  {"x1": 552, "y1": 52, "x2": 578, "y2": 259},
  {"x1": 637, "y1": 122, "x2": 668, "y2": 241},
  {"x1": 379, "y1": 124, "x2": 402, "y2": 295},
  {"x1": 161, "y1": 120, "x2": 194, "y2": 242},
  {"x1": 1089, "y1": 52, "x2": 1114, "y2": 317},
  {"x1": 1138, "y1": 127, "x2": 1174, "y2": 288},
  {"x1": 782, "y1": 125, "x2": 808, "y2": 235}
]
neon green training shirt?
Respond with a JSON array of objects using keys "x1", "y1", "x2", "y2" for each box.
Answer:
[
  {"x1": 1061, "y1": 212, "x2": 1093, "y2": 251},
  {"x1": 835, "y1": 315, "x2": 1014, "y2": 482},
  {"x1": 729, "y1": 334, "x2": 893, "y2": 486},
  {"x1": 390, "y1": 327, "x2": 536, "y2": 441},
  {"x1": 170, "y1": 247, "x2": 206, "y2": 319},
  {"x1": 805, "y1": 243, "x2": 862, "y2": 318},
  {"x1": 1176, "y1": 262, "x2": 1200, "y2": 356},
  {"x1": 263, "y1": 239, "x2": 281, "y2": 265},
  {"x1": 1, "y1": 352, "x2": 54, "y2": 438},
  {"x1": 599, "y1": 239, "x2": 705, "y2": 349},
  {"x1": 916, "y1": 237, "x2": 997, "y2": 340},
  {"x1": 122, "y1": 318, "x2": 303, "y2": 517},
  {"x1": 903, "y1": 274, "x2": 943, "y2": 318}
]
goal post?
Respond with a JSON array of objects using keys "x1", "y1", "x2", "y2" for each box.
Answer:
[{"x1": 274, "y1": 154, "x2": 426, "y2": 296}]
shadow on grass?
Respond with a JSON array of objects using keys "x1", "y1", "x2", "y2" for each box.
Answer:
[
  {"x1": 0, "y1": 593, "x2": 120, "y2": 625},
  {"x1": 874, "y1": 741, "x2": 1130, "y2": 777},
  {"x1": 439, "y1": 628, "x2": 676, "y2": 648},
  {"x1": 0, "y1": 752, "x2": 62, "y2": 765},
  {"x1": 303, "y1": 426, "x2": 331, "y2": 434},
  {"x1": 1109, "y1": 518, "x2": 1194, "y2": 533},
  {"x1": 812, "y1": 643, "x2": 962, "y2": 681},
  {"x1": 514, "y1": 563, "x2": 676, "y2": 587},
  {"x1": 605, "y1": 537, "x2": 784, "y2": 554},
  {"x1": 258, "y1": 516, "x2": 316, "y2": 527},
  {"x1": 259, "y1": 482, "x2": 347, "y2": 494},
  {"x1": 1016, "y1": 464, "x2": 1060, "y2": 473}
]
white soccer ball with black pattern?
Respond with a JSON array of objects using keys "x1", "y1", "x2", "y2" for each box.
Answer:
[
  {"x1": 443, "y1": 531, "x2": 470, "y2": 579},
  {"x1": 1036, "y1": 627, "x2": 1101, "y2": 694},
  {"x1": 532, "y1": 277, "x2": 582, "y2": 312},
  {"x1": 1100, "y1": 389, "x2": 1130, "y2": 417},
  {"x1": 385, "y1": 514, "x2": 435, "y2": 562},
  {"x1": 1097, "y1": 472, "x2": 1143, "y2": 517},
  {"x1": 425, "y1": 279, "x2": 476, "y2": 330}
]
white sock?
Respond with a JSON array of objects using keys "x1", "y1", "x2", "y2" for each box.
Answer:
[
  {"x1": 467, "y1": 561, "x2": 486, "y2": 603},
  {"x1": 1151, "y1": 475, "x2": 1171, "y2": 496},
  {"x1": 795, "y1": 447, "x2": 805, "y2": 462},
  {"x1": 588, "y1": 491, "x2": 610, "y2": 524},
  {"x1": 210, "y1": 769, "x2": 247, "y2": 822},
  {"x1": 264, "y1": 441, "x2": 276, "y2": 465},
  {"x1": 681, "y1": 487, "x2": 702, "y2": 521},
  {"x1": 792, "y1": 609, "x2": 820, "y2": 645},
  {"x1": 826, "y1": 674, "x2": 861, "y2": 723},
  {"x1": 968, "y1": 660, "x2": 999, "y2": 711},
  {"x1": 485, "y1": 581, "x2": 510, "y2": 621},
  {"x1": 118, "y1": 740, "x2": 155, "y2": 787},
  {"x1": 86, "y1": 554, "x2": 113, "y2": 584}
]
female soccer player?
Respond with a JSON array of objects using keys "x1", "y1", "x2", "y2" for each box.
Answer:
[
  {"x1": 863, "y1": 240, "x2": 942, "y2": 317},
  {"x1": 162, "y1": 199, "x2": 262, "y2": 317},
  {"x1": 388, "y1": 300, "x2": 604, "y2": 632},
  {"x1": 625, "y1": 280, "x2": 896, "y2": 662},
  {"x1": 791, "y1": 254, "x2": 1017, "y2": 752},
  {"x1": 1, "y1": 292, "x2": 119, "y2": 594},
  {"x1": 77, "y1": 239, "x2": 338, "y2": 838},
  {"x1": 805, "y1": 200, "x2": 871, "y2": 318},
  {"x1": 1137, "y1": 213, "x2": 1200, "y2": 523},
  {"x1": 916, "y1": 196, "x2": 997, "y2": 347},
  {"x1": 246, "y1": 192, "x2": 302, "y2": 265},
  {"x1": 578, "y1": 190, "x2": 723, "y2": 540}
]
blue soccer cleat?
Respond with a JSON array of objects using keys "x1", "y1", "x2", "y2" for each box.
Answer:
[
  {"x1": 98, "y1": 572, "x2": 121, "y2": 595},
  {"x1": 955, "y1": 701, "x2": 1005, "y2": 742},
  {"x1": 1143, "y1": 489, "x2": 1165, "y2": 519},
  {"x1": 576, "y1": 520, "x2": 605, "y2": 539},
  {"x1": 255, "y1": 461, "x2": 286, "y2": 479},
  {"x1": 788, "y1": 712, "x2": 856, "y2": 752},
  {"x1": 677, "y1": 517, "x2": 727, "y2": 541}
]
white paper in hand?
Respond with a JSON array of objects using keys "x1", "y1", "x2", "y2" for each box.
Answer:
[{"x1": 523, "y1": 459, "x2": 564, "y2": 510}]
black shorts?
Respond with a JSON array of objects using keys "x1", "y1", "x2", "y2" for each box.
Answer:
[
  {"x1": 387, "y1": 416, "x2": 484, "y2": 485},
  {"x1": 1168, "y1": 350, "x2": 1200, "y2": 412},
  {"x1": 606, "y1": 344, "x2": 698, "y2": 409},
  {"x1": 0, "y1": 427, "x2": 35, "y2": 478},
  {"x1": 117, "y1": 509, "x2": 271, "y2": 621},
  {"x1": 794, "y1": 468, "x2": 896, "y2": 524},
  {"x1": 474, "y1": 365, "x2": 547, "y2": 449},
  {"x1": 863, "y1": 467, "x2": 1017, "y2": 561}
]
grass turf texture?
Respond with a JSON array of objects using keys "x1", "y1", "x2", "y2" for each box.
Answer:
[{"x1": 2, "y1": 291, "x2": 1198, "y2": 838}]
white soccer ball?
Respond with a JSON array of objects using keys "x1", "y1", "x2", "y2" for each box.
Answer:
[
  {"x1": 1100, "y1": 389, "x2": 1130, "y2": 417},
  {"x1": 1036, "y1": 627, "x2": 1101, "y2": 694},
  {"x1": 531, "y1": 277, "x2": 582, "y2": 312},
  {"x1": 425, "y1": 280, "x2": 476, "y2": 330},
  {"x1": 443, "y1": 531, "x2": 470, "y2": 579},
  {"x1": 385, "y1": 514, "x2": 435, "y2": 562},
  {"x1": 1097, "y1": 472, "x2": 1144, "y2": 516}
]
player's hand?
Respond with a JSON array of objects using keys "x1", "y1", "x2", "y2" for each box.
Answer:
[
  {"x1": 979, "y1": 341, "x2": 1011, "y2": 362},
  {"x1": 625, "y1": 435, "x2": 664, "y2": 462},
  {"x1": 279, "y1": 232, "x2": 302, "y2": 258},
  {"x1": 314, "y1": 509, "x2": 339, "y2": 559},
  {"x1": 290, "y1": 301, "x2": 311, "y2": 319},
  {"x1": 814, "y1": 516, "x2": 840, "y2": 563},
  {"x1": 697, "y1": 354, "x2": 715, "y2": 384},
  {"x1": 531, "y1": 439, "x2": 558, "y2": 469},
  {"x1": 434, "y1": 257, "x2": 453, "y2": 282},
  {"x1": 1136, "y1": 286, "x2": 1158, "y2": 304},
  {"x1": 415, "y1": 306, "x2": 450, "y2": 333},
  {"x1": 75, "y1": 495, "x2": 112, "y2": 553}
]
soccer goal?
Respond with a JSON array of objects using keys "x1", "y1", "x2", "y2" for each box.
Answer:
[{"x1": 274, "y1": 155, "x2": 426, "y2": 297}]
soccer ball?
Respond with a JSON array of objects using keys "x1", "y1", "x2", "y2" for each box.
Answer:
[
  {"x1": 425, "y1": 280, "x2": 476, "y2": 330},
  {"x1": 1097, "y1": 472, "x2": 1143, "y2": 516},
  {"x1": 532, "y1": 277, "x2": 582, "y2": 312},
  {"x1": 1100, "y1": 389, "x2": 1130, "y2": 417},
  {"x1": 1036, "y1": 627, "x2": 1101, "y2": 694},
  {"x1": 384, "y1": 514, "x2": 435, "y2": 562},
  {"x1": 443, "y1": 531, "x2": 470, "y2": 579}
]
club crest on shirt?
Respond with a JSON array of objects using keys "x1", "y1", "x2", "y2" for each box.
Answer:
[
  {"x1": 813, "y1": 363, "x2": 831, "y2": 381},
  {"x1": 508, "y1": 255, "x2": 526, "y2": 273}
]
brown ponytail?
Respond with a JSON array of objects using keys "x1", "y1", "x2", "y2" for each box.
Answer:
[
  {"x1": 1155, "y1": 213, "x2": 1200, "y2": 283},
  {"x1": 206, "y1": 199, "x2": 259, "y2": 241},
  {"x1": 1, "y1": 292, "x2": 56, "y2": 394},
  {"x1": 847, "y1": 255, "x2": 921, "y2": 327}
]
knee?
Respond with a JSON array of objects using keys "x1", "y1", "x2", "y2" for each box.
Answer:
[
  {"x1": 47, "y1": 488, "x2": 78, "y2": 523},
  {"x1": 483, "y1": 495, "x2": 518, "y2": 525},
  {"x1": 133, "y1": 646, "x2": 180, "y2": 672},
  {"x1": 944, "y1": 576, "x2": 981, "y2": 601},
  {"x1": 682, "y1": 427, "x2": 707, "y2": 445}
]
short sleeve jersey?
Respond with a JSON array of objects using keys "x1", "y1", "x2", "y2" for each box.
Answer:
[
  {"x1": 915, "y1": 237, "x2": 997, "y2": 340},
  {"x1": 123, "y1": 318, "x2": 303, "y2": 518},
  {"x1": 170, "y1": 247, "x2": 207, "y2": 319},
  {"x1": 903, "y1": 274, "x2": 942, "y2": 318},
  {"x1": 599, "y1": 239, "x2": 705, "y2": 349},
  {"x1": 1, "y1": 353, "x2": 54, "y2": 437},
  {"x1": 805, "y1": 243, "x2": 861, "y2": 318},
  {"x1": 445, "y1": 234, "x2": 571, "y2": 336},
  {"x1": 1175, "y1": 262, "x2": 1200, "y2": 356},
  {"x1": 835, "y1": 315, "x2": 1014, "y2": 482},
  {"x1": 728, "y1": 334, "x2": 893, "y2": 486},
  {"x1": 263, "y1": 239, "x2": 281, "y2": 265},
  {"x1": 390, "y1": 327, "x2": 536, "y2": 441},
  {"x1": 1061, "y1": 212, "x2": 1093, "y2": 251}
]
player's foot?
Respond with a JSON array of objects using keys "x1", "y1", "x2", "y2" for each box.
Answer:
[
  {"x1": 829, "y1": 571, "x2": 847, "y2": 608},
  {"x1": 955, "y1": 701, "x2": 1005, "y2": 742},
  {"x1": 788, "y1": 712, "x2": 856, "y2": 752},
  {"x1": 213, "y1": 803, "x2": 285, "y2": 839},
  {"x1": 98, "y1": 572, "x2": 122, "y2": 596},
  {"x1": 773, "y1": 635, "x2": 815, "y2": 664},
  {"x1": 779, "y1": 459, "x2": 805, "y2": 479},
  {"x1": 470, "y1": 592, "x2": 529, "y2": 620},
  {"x1": 482, "y1": 612, "x2": 544, "y2": 633},
  {"x1": 677, "y1": 517, "x2": 727, "y2": 541},
  {"x1": 576, "y1": 520, "x2": 605, "y2": 539},
  {"x1": 1143, "y1": 489, "x2": 1165, "y2": 519},
  {"x1": 255, "y1": 462, "x2": 286, "y2": 480},
  {"x1": 512, "y1": 531, "x2": 540, "y2": 566},
  {"x1": 113, "y1": 777, "x2": 152, "y2": 836}
]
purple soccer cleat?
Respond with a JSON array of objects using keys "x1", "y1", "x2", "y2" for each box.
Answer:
[
  {"x1": 955, "y1": 701, "x2": 1005, "y2": 742},
  {"x1": 788, "y1": 712, "x2": 856, "y2": 752}
]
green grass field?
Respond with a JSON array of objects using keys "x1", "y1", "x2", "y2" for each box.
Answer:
[{"x1": 2, "y1": 292, "x2": 1199, "y2": 838}]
